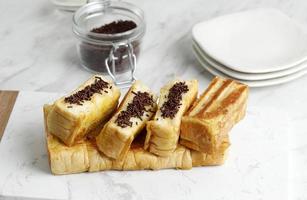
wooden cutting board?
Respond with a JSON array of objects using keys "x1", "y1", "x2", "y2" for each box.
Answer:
[
  {"x1": 0, "y1": 91, "x2": 18, "y2": 141},
  {"x1": 0, "y1": 91, "x2": 289, "y2": 200}
]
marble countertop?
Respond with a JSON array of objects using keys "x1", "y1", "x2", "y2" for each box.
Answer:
[{"x1": 0, "y1": 0, "x2": 306, "y2": 199}]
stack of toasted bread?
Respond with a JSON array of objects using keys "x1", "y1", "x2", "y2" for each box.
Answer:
[{"x1": 44, "y1": 75, "x2": 248, "y2": 175}]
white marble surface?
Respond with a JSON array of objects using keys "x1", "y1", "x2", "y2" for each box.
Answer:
[
  {"x1": 0, "y1": 0, "x2": 307, "y2": 199},
  {"x1": 0, "y1": 91, "x2": 289, "y2": 200}
]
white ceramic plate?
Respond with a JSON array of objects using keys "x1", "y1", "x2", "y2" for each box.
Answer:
[
  {"x1": 193, "y1": 40, "x2": 307, "y2": 81},
  {"x1": 192, "y1": 8, "x2": 307, "y2": 73},
  {"x1": 193, "y1": 45, "x2": 307, "y2": 87}
]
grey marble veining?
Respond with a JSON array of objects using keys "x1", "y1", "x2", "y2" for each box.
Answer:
[{"x1": 0, "y1": 0, "x2": 307, "y2": 199}]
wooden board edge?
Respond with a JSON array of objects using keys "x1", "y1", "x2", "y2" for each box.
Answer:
[{"x1": 0, "y1": 90, "x2": 19, "y2": 141}]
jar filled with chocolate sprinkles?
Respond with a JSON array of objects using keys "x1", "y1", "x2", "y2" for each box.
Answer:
[{"x1": 73, "y1": 1, "x2": 145, "y2": 87}]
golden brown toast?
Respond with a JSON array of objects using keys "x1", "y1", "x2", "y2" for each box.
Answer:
[
  {"x1": 191, "y1": 137, "x2": 230, "y2": 166},
  {"x1": 44, "y1": 104, "x2": 89, "y2": 175},
  {"x1": 44, "y1": 105, "x2": 228, "y2": 175},
  {"x1": 96, "y1": 81, "x2": 158, "y2": 160},
  {"x1": 180, "y1": 77, "x2": 248, "y2": 154},
  {"x1": 88, "y1": 133, "x2": 193, "y2": 172},
  {"x1": 46, "y1": 75, "x2": 120, "y2": 146},
  {"x1": 144, "y1": 79, "x2": 198, "y2": 157}
]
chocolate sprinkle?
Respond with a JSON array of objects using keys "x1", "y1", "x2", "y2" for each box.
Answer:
[
  {"x1": 115, "y1": 91, "x2": 154, "y2": 128},
  {"x1": 91, "y1": 20, "x2": 137, "y2": 34},
  {"x1": 64, "y1": 76, "x2": 109, "y2": 105},
  {"x1": 160, "y1": 82, "x2": 189, "y2": 119}
]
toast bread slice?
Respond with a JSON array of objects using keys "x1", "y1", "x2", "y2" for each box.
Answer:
[
  {"x1": 144, "y1": 79, "x2": 198, "y2": 156},
  {"x1": 46, "y1": 75, "x2": 120, "y2": 146},
  {"x1": 96, "y1": 80, "x2": 157, "y2": 160},
  {"x1": 180, "y1": 77, "x2": 248, "y2": 154}
]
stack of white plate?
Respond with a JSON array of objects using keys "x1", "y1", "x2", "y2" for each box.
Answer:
[{"x1": 192, "y1": 8, "x2": 307, "y2": 87}]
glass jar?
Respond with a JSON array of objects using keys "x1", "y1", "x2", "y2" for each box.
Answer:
[{"x1": 73, "y1": 1, "x2": 145, "y2": 86}]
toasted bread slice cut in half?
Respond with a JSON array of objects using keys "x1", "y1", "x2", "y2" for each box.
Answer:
[
  {"x1": 144, "y1": 79, "x2": 198, "y2": 156},
  {"x1": 96, "y1": 80, "x2": 158, "y2": 160},
  {"x1": 46, "y1": 75, "x2": 120, "y2": 146},
  {"x1": 180, "y1": 77, "x2": 248, "y2": 154},
  {"x1": 44, "y1": 104, "x2": 89, "y2": 175}
]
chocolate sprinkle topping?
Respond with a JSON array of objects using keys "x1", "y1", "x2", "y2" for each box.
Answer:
[
  {"x1": 115, "y1": 91, "x2": 154, "y2": 128},
  {"x1": 64, "y1": 76, "x2": 109, "y2": 105},
  {"x1": 160, "y1": 82, "x2": 189, "y2": 119},
  {"x1": 91, "y1": 20, "x2": 137, "y2": 34}
]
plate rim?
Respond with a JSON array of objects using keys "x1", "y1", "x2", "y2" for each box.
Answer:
[
  {"x1": 193, "y1": 40, "x2": 307, "y2": 81},
  {"x1": 193, "y1": 45, "x2": 307, "y2": 87}
]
